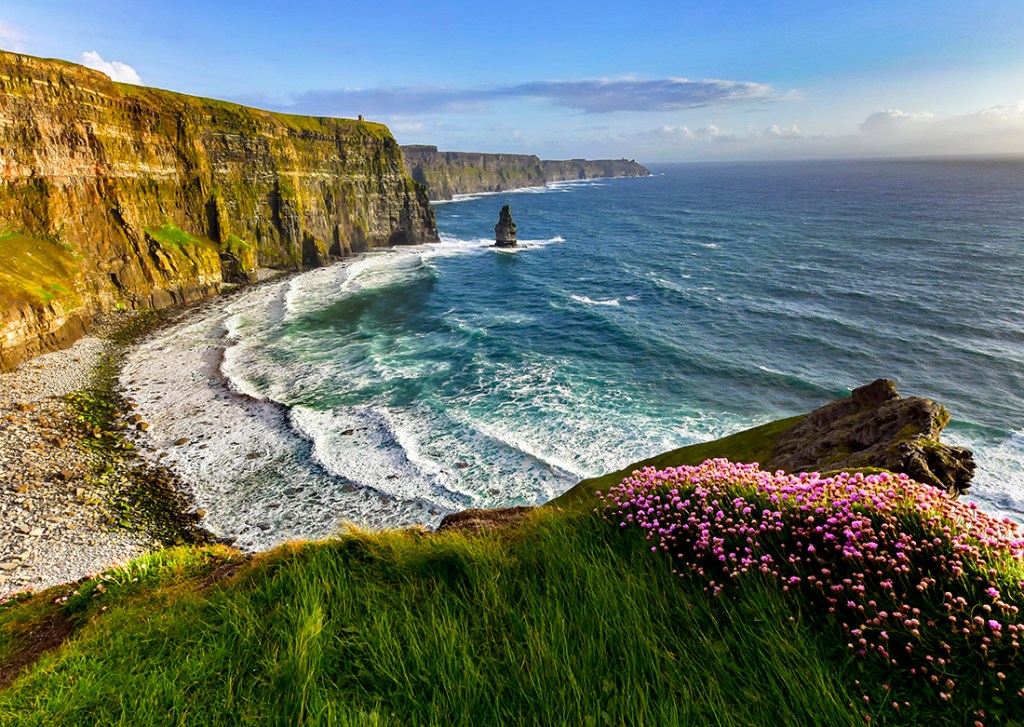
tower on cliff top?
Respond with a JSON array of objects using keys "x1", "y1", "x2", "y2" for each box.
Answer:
[{"x1": 494, "y1": 205, "x2": 517, "y2": 248}]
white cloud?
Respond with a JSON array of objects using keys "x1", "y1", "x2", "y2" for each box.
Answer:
[
  {"x1": 633, "y1": 123, "x2": 804, "y2": 147},
  {"x1": 80, "y1": 51, "x2": 142, "y2": 84},
  {"x1": 0, "y1": 21, "x2": 27, "y2": 52},
  {"x1": 285, "y1": 76, "x2": 793, "y2": 117},
  {"x1": 648, "y1": 124, "x2": 724, "y2": 142},
  {"x1": 859, "y1": 109, "x2": 935, "y2": 134},
  {"x1": 608, "y1": 100, "x2": 1024, "y2": 161},
  {"x1": 764, "y1": 124, "x2": 802, "y2": 138},
  {"x1": 854, "y1": 102, "x2": 1024, "y2": 155}
]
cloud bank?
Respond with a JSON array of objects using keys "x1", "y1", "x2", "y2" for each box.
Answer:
[
  {"x1": 287, "y1": 77, "x2": 788, "y2": 117},
  {"x1": 80, "y1": 51, "x2": 142, "y2": 84},
  {"x1": 859, "y1": 103, "x2": 1024, "y2": 142},
  {"x1": 569, "y1": 97, "x2": 1024, "y2": 162}
]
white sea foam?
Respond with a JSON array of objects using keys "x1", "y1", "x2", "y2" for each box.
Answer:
[
  {"x1": 120, "y1": 261, "x2": 599, "y2": 549},
  {"x1": 571, "y1": 294, "x2": 620, "y2": 306},
  {"x1": 121, "y1": 273, "x2": 447, "y2": 550},
  {"x1": 949, "y1": 428, "x2": 1024, "y2": 524},
  {"x1": 291, "y1": 401, "x2": 574, "y2": 510},
  {"x1": 435, "y1": 185, "x2": 551, "y2": 205},
  {"x1": 289, "y1": 405, "x2": 470, "y2": 509}
]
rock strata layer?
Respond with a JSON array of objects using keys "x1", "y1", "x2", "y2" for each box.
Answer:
[
  {"x1": 0, "y1": 50, "x2": 437, "y2": 370},
  {"x1": 766, "y1": 378, "x2": 975, "y2": 495}
]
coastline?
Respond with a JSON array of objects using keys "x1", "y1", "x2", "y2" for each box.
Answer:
[
  {"x1": 119, "y1": 257, "x2": 460, "y2": 552},
  {"x1": 5, "y1": 161, "x2": 1020, "y2": 596},
  {"x1": 0, "y1": 313, "x2": 216, "y2": 599},
  {"x1": 1, "y1": 222, "x2": 550, "y2": 595}
]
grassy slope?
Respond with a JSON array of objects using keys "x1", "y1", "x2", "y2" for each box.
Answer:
[{"x1": 0, "y1": 510, "x2": 861, "y2": 726}]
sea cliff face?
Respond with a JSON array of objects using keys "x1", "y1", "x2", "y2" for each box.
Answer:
[
  {"x1": 401, "y1": 146, "x2": 547, "y2": 201},
  {"x1": 0, "y1": 50, "x2": 437, "y2": 370},
  {"x1": 541, "y1": 158, "x2": 650, "y2": 183},
  {"x1": 402, "y1": 145, "x2": 650, "y2": 200}
]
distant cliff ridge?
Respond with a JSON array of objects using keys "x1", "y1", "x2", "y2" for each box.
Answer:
[
  {"x1": 402, "y1": 145, "x2": 649, "y2": 201},
  {"x1": 542, "y1": 158, "x2": 651, "y2": 183},
  {"x1": 0, "y1": 50, "x2": 437, "y2": 370}
]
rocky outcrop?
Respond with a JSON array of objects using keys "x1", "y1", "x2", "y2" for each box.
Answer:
[
  {"x1": 766, "y1": 379, "x2": 975, "y2": 495},
  {"x1": 0, "y1": 50, "x2": 437, "y2": 370},
  {"x1": 494, "y1": 205, "x2": 517, "y2": 247},
  {"x1": 542, "y1": 159, "x2": 650, "y2": 183},
  {"x1": 402, "y1": 145, "x2": 650, "y2": 201}
]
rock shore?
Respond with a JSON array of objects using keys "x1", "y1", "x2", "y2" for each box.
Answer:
[
  {"x1": 766, "y1": 378, "x2": 975, "y2": 494},
  {"x1": 0, "y1": 314, "x2": 206, "y2": 599}
]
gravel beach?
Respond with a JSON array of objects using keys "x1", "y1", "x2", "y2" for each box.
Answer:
[{"x1": 0, "y1": 316, "x2": 165, "y2": 599}]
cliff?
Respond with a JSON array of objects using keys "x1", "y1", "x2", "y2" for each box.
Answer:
[
  {"x1": 541, "y1": 158, "x2": 650, "y2": 183},
  {"x1": 0, "y1": 50, "x2": 437, "y2": 370},
  {"x1": 401, "y1": 145, "x2": 650, "y2": 200},
  {"x1": 401, "y1": 146, "x2": 547, "y2": 201}
]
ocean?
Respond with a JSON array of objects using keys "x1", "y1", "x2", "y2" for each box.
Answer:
[{"x1": 122, "y1": 158, "x2": 1024, "y2": 549}]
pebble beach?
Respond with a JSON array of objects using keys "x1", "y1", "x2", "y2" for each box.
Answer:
[{"x1": 0, "y1": 317, "x2": 162, "y2": 599}]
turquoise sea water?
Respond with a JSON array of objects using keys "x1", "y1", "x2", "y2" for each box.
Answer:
[{"x1": 123, "y1": 158, "x2": 1024, "y2": 548}]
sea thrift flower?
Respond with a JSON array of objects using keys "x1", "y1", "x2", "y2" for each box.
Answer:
[{"x1": 599, "y1": 458, "x2": 1024, "y2": 716}]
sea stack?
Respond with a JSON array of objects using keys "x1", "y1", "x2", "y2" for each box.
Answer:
[{"x1": 495, "y1": 205, "x2": 518, "y2": 247}]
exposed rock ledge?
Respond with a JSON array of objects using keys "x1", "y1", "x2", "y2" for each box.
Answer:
[{"x1": 766, "y1": 378, "x2": 975, "y2": 495}]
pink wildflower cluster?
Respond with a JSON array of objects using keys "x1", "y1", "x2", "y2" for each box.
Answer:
[{"x1": 599, "y1": 458, "x2": 1024, "y2": 715}]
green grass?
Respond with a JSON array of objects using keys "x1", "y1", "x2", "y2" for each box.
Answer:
[
  {"x1": 114, "y1": 79, "x2": 391, "y2": 139},
  {"x1": 552, "y1": 415, "x2": 805, "y2": 508},
  {"x1": 0, "y1": 509, "x2": 865, "y2": 726},
  {"x1": 0, "y1": 230, "x2": 80, "y2": 308},
  {"x1": 142, "y1": 223, "x2": 211, "y2": 250},
  {"x1": 225, "y1": 234, "x2": 253, "y2": 252},
  {"x1": 1, "y1": 392, "x2": 1014, "y2": 725}
]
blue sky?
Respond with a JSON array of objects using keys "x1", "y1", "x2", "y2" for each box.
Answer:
[{"x1": 2, "y1": 1, "x2": 1023, "y2": 161}]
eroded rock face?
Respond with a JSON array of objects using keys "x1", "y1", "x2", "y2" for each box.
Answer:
[
  {"x1": 766, "y1": 379, "x2": 975, "y2": 495},
  {"x1": 495, "y1": 205, "x2": 517, "y2": 248},
  {"x1": 0, "y1": 50, "x2": 437, "y2": 369}
]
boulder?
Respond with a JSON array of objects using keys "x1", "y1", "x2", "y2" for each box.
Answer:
[
  {"x1": 494, "y1": 205, "x2": 518, "y2": 248},
  {"x1": 766, "y1": 378, "x2": 975, "y2": 495}
]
